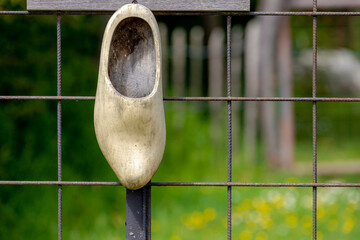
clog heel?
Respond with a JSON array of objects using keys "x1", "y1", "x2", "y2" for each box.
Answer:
[{"x1": 94, "y1": 3, "x2": 166, "y2": 190}]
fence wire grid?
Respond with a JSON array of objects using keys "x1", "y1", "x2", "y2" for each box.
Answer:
[{"x1": 1, "y1": 1, "x2": 360, "y2": 240}]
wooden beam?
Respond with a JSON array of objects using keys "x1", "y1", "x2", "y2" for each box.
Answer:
[
  {"x1": 290, "y1": 0, "x2": 360, "y2": 9},
  {"x1": 27, "y1": 0, "x2": 250, "y2": 11}
]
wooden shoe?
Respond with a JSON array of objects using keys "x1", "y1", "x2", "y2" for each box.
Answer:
[{"x1": 94, "y1": 3, "x2": 166, "y2": 190}]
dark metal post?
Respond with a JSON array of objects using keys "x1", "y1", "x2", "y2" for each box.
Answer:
[{"x1": 126, "y1": 186, "x2": 151, "y2": 240}]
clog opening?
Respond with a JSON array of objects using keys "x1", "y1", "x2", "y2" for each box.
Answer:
[{"x1": 108, "y1": 17, "x2": 156, "y2": 98}]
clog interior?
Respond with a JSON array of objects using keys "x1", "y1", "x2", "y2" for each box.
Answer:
[{"x1": 108, "y1": 17, "x2": 156, "y2": 98}]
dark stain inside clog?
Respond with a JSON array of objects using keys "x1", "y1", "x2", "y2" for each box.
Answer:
[{"x1": 109, "y1": 17, "x2": 156, "y2": 98}]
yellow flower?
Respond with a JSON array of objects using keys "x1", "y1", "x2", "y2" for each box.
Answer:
[
  {"x1": 203, "y1": 208, "x2": 217, "y2": 222},
  {"x1": 189, "y1": 211, "x2": 204, "y2": 229},
  {"x1": 317, "y1": 231, "x2": 323, "y2": 240},
  {"x1": 181, "y1": 211, "x2": 204, "y2": 230},
  {"x1": 242, "y1": 199, "x2": 252, "y2": 211},
  {"x1": 170, "y1": 236, "x2": 181, "y2": 240},
  {"x1": 285, "y1": 214, "x2": 298, "y2": 229},
  {"x1": 253, "y1": 199, "x2": 271, "y2": 214},
  {"x1": 239, "y1": 230, "x2": 252, "y2": 240},
  {"x1": 317, "y1": 207, "x2": 325, "y2": 219},
  {"x1": 181, "y1": 208, "x2": 217, "y2": 230},
  {"x1": 222, "y1": 217, "x2": 228, "y2": 229},
  {"x1": 235, "y1": 206, "x2": 242, "y2": 214},
  {"x1": 255, "y1": 231, "x2": 268, "y2": 240},
  {"x1": 259, "y1": 215, "x2": 273, "y2": 230},
  {"x1": 271, "y1": 194, "x2": 285, "y2": 209},
  {"x1": 346, "y1": 201, "x2": 357, "y2": 213},
  {"x1": 246, "y1": 219, "x2": 256, "y2": 228},
  {"x1": 342, "y1": 217, "x2": 356, "y2": 234},
  {"x1": 286, "y1": 177, "x2": 299, "y2": 183},
  {"x1": 255, "y1": 236, "x2": 266, "y2": 240},
  {"x1": 301, "y1": 215, "x2": 312, "y2": 229}
]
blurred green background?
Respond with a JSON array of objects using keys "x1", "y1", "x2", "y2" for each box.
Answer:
[{"x1": 1, "y1": 1, "x2": 360, "y2": 239}]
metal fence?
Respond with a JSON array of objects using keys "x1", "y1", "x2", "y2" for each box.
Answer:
[{"x1": 1, "y1": 1, "x2": 360, "y2": 239}]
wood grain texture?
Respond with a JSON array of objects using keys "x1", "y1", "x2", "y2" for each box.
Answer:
[{"x1": 27, "y1": 0, "x2": 250, "y2": 11}]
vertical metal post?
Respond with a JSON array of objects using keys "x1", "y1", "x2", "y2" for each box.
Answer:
[
  {"x1": 56, "y1": 15, "x2": 63, "y2": 240},
  {"x1": 226, "y1": 16, "x2": 232, "y2": 240},
  {"x1": 312, "y1": 1, "x2": 318, "y2": 240},
  {"x1": 126, "y1": 186, "x2": 151, "y2": 240}
]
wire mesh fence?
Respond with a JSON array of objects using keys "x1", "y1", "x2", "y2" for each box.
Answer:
[{"x1": 1, "y1": 1, "x2": 360, "y2": 239}]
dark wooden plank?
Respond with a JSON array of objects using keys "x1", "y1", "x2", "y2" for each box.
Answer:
[{"x1": 27, "y1": 0, "x2": 250, "y2": 11}]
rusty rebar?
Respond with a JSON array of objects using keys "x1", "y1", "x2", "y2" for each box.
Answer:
[
  {"x1": 1, "y1": 181, "x2": 360, "y2": 187},
  {"x1": 57, "y1": 15, "x2": 63, "y2": 240},
  {"x1": 312, "y1": 1, "x2": 318, "y2": 239},
  {"x1": 226, "y1": 16, "x2": 232, "y2": 240},
  {"x1": 2, "y1": 96, "x2": 360, "y2": 102}
]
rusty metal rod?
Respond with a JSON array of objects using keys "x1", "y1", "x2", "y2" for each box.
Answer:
[
  {"x1": 1, "y1": 181, "x2": 360, "y2": 187},
  {"x1": 0, "y1": 96, "x2": 96, "y2": 100},
  {"x1": 226, "y1": 15, "x2": 232, "y2": 240},
  {"x1": 2, "y1": 96, "x2": 360, "y2": 102},
  {"x1": 57, "y1": 15, "x2": 63, "y2": 240},
  {"x1": 312, "y1": 1, "x2": 318, "y2": 239}
]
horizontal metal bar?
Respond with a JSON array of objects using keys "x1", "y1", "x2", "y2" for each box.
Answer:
[
  {"x1": 2, "y1": 11, "x2": 360, "y2": 16},
  {"x1": 2, "y1": 96, "x2": 360, "y2": 102},
  {"x1": 165, "y1": 97, "x2": 360, "y2": 102},
  {"x1": 0, "y1": 181, "x2": 360, "y2": 187},
  {"x1": 156, "y1": 11, "x2": 360, "y2": 16},
  {"x1": 290, "y1": 0, "x2": 360, "y2": 10},
  {"x1": 151, "y1": 182, "x2": 360, "y2": 187},
  {"x1": 0, "y1": 181, "x2": 121, "y2": 186},
  {"x1": 0, "y1": 96, "x2": 95, "y2": 100},
  {"x1": 0, "y1": 11, "x2": 113, "y2": 15}
]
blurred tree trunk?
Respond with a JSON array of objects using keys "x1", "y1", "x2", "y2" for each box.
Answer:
[
  {"x1": 244, "y1": 19, "x2": 261, "y2": 164},
  {"x1": 258, "y1": 0, "x2": 283, "y2": 167},
  {"x1": 277, "y1": 12, "x2": 295, "y2": 169},
  {"x1": 208, "y1": 27, "x2": 225, "y2": 144}
]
